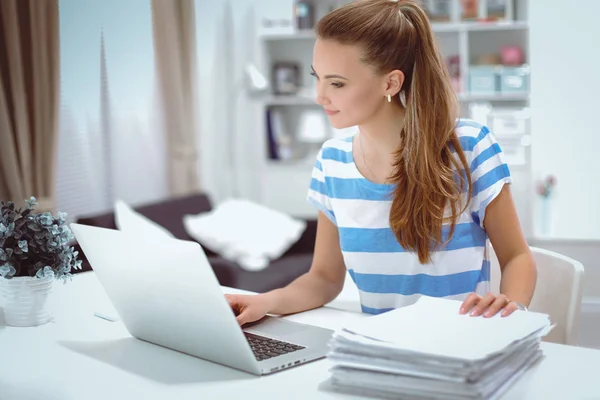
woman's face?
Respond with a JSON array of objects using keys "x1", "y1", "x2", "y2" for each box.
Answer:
[{"x1": 312, "y1": 39, "x2": 387, "y2": 129}]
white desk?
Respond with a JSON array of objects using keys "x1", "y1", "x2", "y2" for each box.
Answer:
[{"x1": 1, "y1": 272, "x2": 600, "y2": 400}]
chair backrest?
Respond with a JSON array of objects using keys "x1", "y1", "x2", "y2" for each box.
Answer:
[{"x1": 489, "y1": 243, "x2": 585, "y2": 345}]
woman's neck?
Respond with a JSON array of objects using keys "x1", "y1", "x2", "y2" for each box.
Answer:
[{"x1": 358, "y1": 105, "x2": 406, "y2": 159}]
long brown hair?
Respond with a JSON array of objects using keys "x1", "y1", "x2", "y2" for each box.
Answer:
[{"x1": 316, "y1": 0, "x2": 472, "y2": 264}]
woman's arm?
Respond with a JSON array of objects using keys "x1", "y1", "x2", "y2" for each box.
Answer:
[
  {"x1": 461, "y1": 184, "x2": 537, "y2": 317},
  {"x1": 485, "y1": 185, "x2": 537, "y2": 305},
  {"x1": 263, "y1": 211, "x2": 347, "y2": 315}
]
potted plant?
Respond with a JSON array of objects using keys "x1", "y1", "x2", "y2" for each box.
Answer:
[{"x1": 0, "y1": 197, "x2": 82, "y2": 326}]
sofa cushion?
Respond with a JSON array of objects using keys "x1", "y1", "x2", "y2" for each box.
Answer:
[
  {"x1": 72, "y1": 193, "x2": 318, "y2": 293},
  {"x1": 183, "y1": 199, "x2": 307, "y2": 272}
]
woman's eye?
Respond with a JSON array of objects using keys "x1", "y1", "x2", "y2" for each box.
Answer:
[{"x1": 331, "y1": 82, "x2": 344, "y2": 88}]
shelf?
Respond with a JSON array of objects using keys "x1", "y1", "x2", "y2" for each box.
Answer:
[
  {"x1": 459, "y1": 93, "x2": 529, "y2": 102},
  {"x1": 454, "y1": 20, "x2": 529, "y2": 32},
  {"x1": 261, "y1": 21, "x2": 528, "y2": 40}
]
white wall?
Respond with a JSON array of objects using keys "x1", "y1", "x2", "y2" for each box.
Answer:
[{"x1": 529, "y1": 1, "x2": 600, "y2": 240}]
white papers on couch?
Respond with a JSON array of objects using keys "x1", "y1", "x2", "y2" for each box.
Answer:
[
  {"x1": 114, "y1": 200, "x2": 174, "y2": 240},
  {"x1": 326, "y1": 296, "x2": 553, "y2": 400},
  {"x1": 182, "y1": 198, "x2": 306, "y2": 271}
]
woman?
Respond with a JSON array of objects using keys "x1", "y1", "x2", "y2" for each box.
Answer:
[{"x1": 227, "y1": 0, "x2": 536, "y2": 325}]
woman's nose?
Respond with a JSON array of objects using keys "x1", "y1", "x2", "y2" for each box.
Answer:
[{"x1": 315, "y1": 86, "x2": 330, "y2": 106}]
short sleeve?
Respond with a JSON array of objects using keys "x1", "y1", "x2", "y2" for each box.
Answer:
[
  {"x1": 306, "y1": 147, "x2": 337, "y2": 225},
  {"x1": 469, "y1": 126, "x2": 512, "y2": 229}
]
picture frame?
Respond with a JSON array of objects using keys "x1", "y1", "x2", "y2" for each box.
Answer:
[{"x1": 272, "y1": 62, "x2": 301, "y2": 95}]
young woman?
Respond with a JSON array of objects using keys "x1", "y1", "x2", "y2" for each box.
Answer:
[{"x1": 226, "y1": 0, "x2": 536, "y2": 324}]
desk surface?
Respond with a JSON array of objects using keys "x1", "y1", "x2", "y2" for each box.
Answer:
[{"x1": 1, "y1": 272, "x2": 600, "y2": 400}]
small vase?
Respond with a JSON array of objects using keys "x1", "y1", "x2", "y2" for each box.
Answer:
[{"x1": 0, "y1": 274, "x2": 54, "y2": 327}]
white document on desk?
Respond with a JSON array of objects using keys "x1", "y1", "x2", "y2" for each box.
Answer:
[{"x1": 338, "y1": 295, "x2": 552, "y2": 361}]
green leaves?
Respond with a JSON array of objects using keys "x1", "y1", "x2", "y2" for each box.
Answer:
[{"x1": 0, "y1": 197, "x2": 82, "y2": 281}]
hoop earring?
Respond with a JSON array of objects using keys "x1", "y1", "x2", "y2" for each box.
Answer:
[
  {"x1": 399, "y1": 91, "x2": 406, "y2": 108},
  {"x1": 387, "y1": 94, "x2": 391, "y2": 103}
]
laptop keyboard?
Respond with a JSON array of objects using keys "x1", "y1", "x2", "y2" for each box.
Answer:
[{"x1": 244, "y1": 332, "x2": 306, "y2": 361}]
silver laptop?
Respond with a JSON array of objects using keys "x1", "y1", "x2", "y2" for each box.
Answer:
[{"x1": 70, "y1": 223, "x2": 334, "y2": 376}]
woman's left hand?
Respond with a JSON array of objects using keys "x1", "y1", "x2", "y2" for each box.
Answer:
[{"x1": 459, "y1": 292, "x2": 519, "y2": 318}]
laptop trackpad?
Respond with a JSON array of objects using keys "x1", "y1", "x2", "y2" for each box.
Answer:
[{"x1": 243, "y1": 316, "x2": 309, "y2": 339}]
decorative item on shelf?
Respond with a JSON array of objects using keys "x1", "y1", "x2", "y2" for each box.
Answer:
[
  {"x1": 422, "y1": 0, "x2": 452, "y2": 22},
  {"x1": 460, "y1": 0, "x2": 512, "y2": 22},
  {"x1": 536, "y1": 175, "x2": 557, "y2": 237},
  {"x1": 266, "y1": 108, "x2": 293, "y2": 160},
  {"x1": 486, "y1": 0, "x2": 510, "y2": 21},
  {"x1": 476, "y1": 54, "x2": 502, "y2": 65},
  {"x1": 500, "y1": 64, "x2": 529, "y2": 94},
  {"x1": 0, "y1": 197, "x2": 82, "y2": 327},
  {"x1": 460, "y1": 0, "x2": 480, "y2": 21},
  {"x1": 245, "y1": 63, "x2": 269, "y2": 94},
  {"x1": 272, "y1": 62, "x2": 301, "y2": 95},
  {"x1": 469, "y1": 65, "x2": 500, "y2": 94},
  {"x1": 501, "y1": 45, "x2": 524, "y2": 66},
  {"x1": 446, "y1": 55, "x2": 461, "y2": 93},
  {"x1": 294, "y1": 0, "x2": 314, "y2": 30}
]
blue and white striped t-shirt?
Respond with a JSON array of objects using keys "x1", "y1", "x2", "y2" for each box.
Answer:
[{"x1": 307, "y1": 119, "x2": 511, "y2": 315}]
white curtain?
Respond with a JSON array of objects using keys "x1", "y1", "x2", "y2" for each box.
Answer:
[{"x1": 56, "y1": 0, "x2": 168, "y2": 221}]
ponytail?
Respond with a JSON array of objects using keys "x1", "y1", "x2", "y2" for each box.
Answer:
[{"x1": 389, "y1": 3, "x2": 472, "y2": 263}]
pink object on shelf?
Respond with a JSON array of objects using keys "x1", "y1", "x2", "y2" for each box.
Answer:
[{"x1": 501, "y1": 45, "x2": 524, "y2": 66}]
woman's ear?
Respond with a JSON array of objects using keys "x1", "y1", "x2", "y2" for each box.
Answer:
[{"x1": 386, "y1": 70, "x2": 405, "y2": 96}]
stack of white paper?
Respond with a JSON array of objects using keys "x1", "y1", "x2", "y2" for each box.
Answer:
[{"x1": 326, "y1": 296, "x2": 553, "y2": 400}]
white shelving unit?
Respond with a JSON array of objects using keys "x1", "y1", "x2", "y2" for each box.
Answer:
[{"x1": 248, "y1": 0, "x2": 532, "y2": 236}]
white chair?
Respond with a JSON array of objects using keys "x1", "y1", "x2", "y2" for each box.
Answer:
[{"x1": 489, "y1": 244, "x2": 585, "y2": 346}]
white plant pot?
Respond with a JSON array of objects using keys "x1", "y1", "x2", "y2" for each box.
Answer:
[{"x1": 0, "y1": 274, "x2": 54, "y2": 327}]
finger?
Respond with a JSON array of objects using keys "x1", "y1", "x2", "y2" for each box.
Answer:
[
  {"x1": 501, "y1": 302, "x2": 519, "y2": 317},
  {"x1": 470, "y1": 292, "x2": 496, "y2": 316},
  {"x1": 459, "y1": 293, "x2": 480, "y2": 314},
  {"x1": 225, "y1": 295, "x2": 243, "y2": 316},
  {"x1": 484, "y1": 295, "x2": 509, "y2": 318},
  {"x1": 236, "y1": 310, "x2": 250, "y2": 326},
  {"x1": 224, "y1": 294, "x2": 236, "y2": 304}
]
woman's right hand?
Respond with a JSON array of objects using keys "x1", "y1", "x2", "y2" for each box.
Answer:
[{"x1": 225, "y1": 293, "x2": 277, "y2": 326}]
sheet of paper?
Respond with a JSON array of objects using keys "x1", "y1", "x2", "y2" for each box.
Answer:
[{"x1": 340, "y1": 296, "x2": 551, "y2": 361}]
